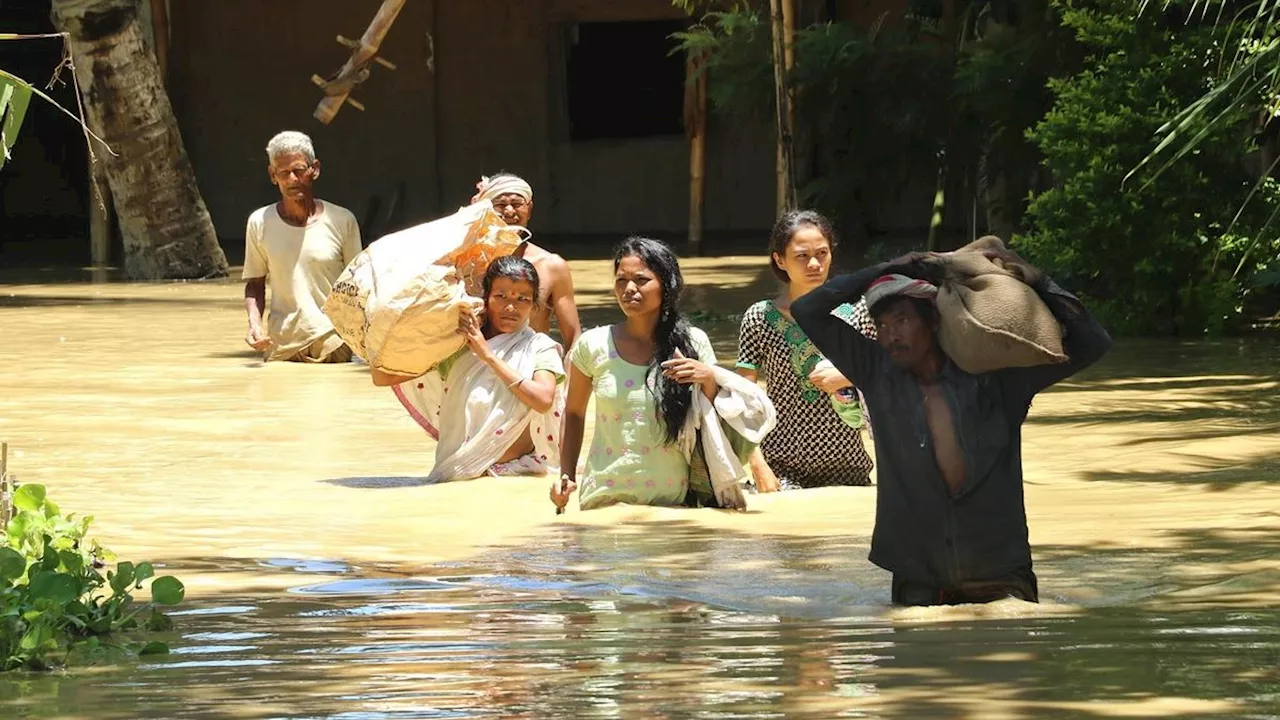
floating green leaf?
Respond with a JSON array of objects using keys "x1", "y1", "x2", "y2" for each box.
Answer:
[
  {"x1": 110, "y1": 562, "x2": 135, "y2": 594},
  {"x1": 149, "y1": 576, "x2": 185, "y2": 606},
  {"x1": 0, "y1": 548, "x2": 25, "y2": 582},
  {"x1": 58, "y1": 550, "x2": 84, "y2": 575},
  {"x1": 0, "y1": 481, "x2": 183, "y2": 671},
  {"x1": 12, "y1": 484, "x2": 46, "y2": 512},
  {"x1": 29, "y1": 572, "x2": 78, "y2": 605},
  {"x1": 19, "y1": 622, "x2": 51, "y2": 651},
  {"x1": 40, "y1": 540, "x2": 59, "y2": 571},
  {"x1": 146, "y1": 609, "x2": 173, "y2": 632}
]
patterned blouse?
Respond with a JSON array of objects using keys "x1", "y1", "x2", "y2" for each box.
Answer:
[{"x1": 737, "y1": 299, "x2": 876, "y2": 488}]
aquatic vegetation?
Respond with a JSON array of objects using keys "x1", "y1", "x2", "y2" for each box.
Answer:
[{"x1": 0, "y1": 483, "x2": 185, "y2": 671}]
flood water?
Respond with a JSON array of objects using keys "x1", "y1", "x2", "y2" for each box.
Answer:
[{"x1": 1, "y1": 258, "x2": 1278, "y2": 718}]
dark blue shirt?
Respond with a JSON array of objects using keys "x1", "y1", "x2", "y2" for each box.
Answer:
[{"x1": 792, "y1": 261, "x2": 1113, "y2": 586}]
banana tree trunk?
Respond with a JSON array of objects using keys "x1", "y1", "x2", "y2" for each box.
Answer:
[{"x1": 52, "y1": 0, "x2": 228, "y2": 280}]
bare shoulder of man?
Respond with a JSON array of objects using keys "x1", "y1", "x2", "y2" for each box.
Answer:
[{"x1": 526, "y1": 249, "x2": 571, "y2": 289}]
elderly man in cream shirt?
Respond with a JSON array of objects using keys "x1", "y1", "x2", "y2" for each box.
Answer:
[
  {"x1": 242, "y1": 131, "x2": 362, "y2": 363},
  {"x1": 470, "y1": 172, "x2": 581, "y2": 351}
]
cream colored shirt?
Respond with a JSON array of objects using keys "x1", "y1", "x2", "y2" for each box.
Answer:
[{"x1": 242, "y1": 200, "x2": 361, "y2": 361}]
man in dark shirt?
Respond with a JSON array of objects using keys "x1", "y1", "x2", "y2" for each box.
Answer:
[{"x1": 792, "y1": 247, "x2": 1113, "y2": 606}]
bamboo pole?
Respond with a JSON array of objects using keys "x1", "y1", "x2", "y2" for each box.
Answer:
[
  {"x1": 781, "y1": 0, "x2": 798, "y2": 196},
  {"x1": 927, "y1": 161, "x2": 946, "y2": 251},
  {"x1": 685, "y1": 50, "x2": 708, "y2": 256},
  {"x1": 313, "y1": 0, "x2": 407, "y2": 124},
  {"x1": 1, "y1": 442, "x2": 10, "y2": 527},
  {"x1": 768, "y1": 0, "x2": 797, "y2": 214},
  {"x1": 89, "y1": 160, "x2": 112, "y2": 269}
]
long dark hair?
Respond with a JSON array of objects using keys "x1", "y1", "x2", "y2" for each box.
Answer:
[
  {"x1": 768, "y1": 209, "x2": 838, "y2": 283},
  {"x1": 613, "y1": 236, "x2": 699, "y2": 445}
]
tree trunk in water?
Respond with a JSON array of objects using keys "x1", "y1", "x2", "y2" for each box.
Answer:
[{"x1": 52, "y1": 0, "x2": 228, "y2": 280}]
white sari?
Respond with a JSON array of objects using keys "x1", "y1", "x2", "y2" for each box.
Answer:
[{"x1": 392, "y1": 326, "x2": 566, "y2": 483}]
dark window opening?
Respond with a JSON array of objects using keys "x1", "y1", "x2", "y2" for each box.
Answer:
[{"x1": 564, "y1": 20, "x2": 687, "y2": 141}]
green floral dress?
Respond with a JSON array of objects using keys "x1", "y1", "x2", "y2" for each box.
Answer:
[{"x1": 736, "y1": 299, "x2": 874, "y2": 488}]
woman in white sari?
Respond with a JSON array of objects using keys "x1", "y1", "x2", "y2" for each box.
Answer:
[{"x1": 392, "y1": 257, "x2": 566, "y2": 482}]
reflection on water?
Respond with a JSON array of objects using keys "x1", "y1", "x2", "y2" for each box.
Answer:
[
  {"x1": 1, "y1": 265, "x2": 1278, "y2": 718},
  {"x1": 1, "y1": 549, "x2": 1277, "y2": 719}
]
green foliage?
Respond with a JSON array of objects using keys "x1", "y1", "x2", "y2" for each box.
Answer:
[
  {"x1": 1017, "y1": 0, "x2": 1278, "y2": 335},
  {"x1": 672, "y1": 5, "x2": 774, "y2": 121},
  {"x1": 1, "y1": 484, "x2": 185, "y2": 671},
  {"x1": 674, "y1": 6, "x2": 956, "y2": 235},
  {"x1": 0, "y1": 69, "x2": 34, "y2": 171},
  {"x1": 1135, "y1": 0, "x2": 1280, "y2": 184},
  {"x1": 671, "y1": 1, "x2": 1070, "y2": 247}
]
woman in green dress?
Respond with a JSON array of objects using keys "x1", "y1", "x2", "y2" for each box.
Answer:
[{"x1": 553, "y1": 237, "x2": 724, "y2": 511}]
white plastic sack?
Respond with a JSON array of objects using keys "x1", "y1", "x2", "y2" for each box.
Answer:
[{"x1": 322, "y1": 203, "x2": 526, "y2": 380}]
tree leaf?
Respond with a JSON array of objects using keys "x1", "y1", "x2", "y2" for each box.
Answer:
[
  {"x1": 133, "y1": 562, "x2": 154, "y2": 582},
  {"x1": 12, "y1": 484, "x2": 46, "y2": 512},
  {"x1": 149, "y1": 576, "x2": 185, "y2": 606}
]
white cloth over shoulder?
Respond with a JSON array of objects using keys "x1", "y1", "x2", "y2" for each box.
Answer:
[
  {"x1": 392, "y1": 326, "x2": 565, "y2": 483},
  {"x1": 677, "y1": 365, "x2": 777, "y2": 509}
]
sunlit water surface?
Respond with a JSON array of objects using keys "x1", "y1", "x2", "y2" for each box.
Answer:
[{"x1": 1, "y1": 260, "x2": 1278, "y2": 718}]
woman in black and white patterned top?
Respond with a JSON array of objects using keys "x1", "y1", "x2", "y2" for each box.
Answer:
[{"x1": 735, "y1": 211, "x2": 876, "y2": 490}]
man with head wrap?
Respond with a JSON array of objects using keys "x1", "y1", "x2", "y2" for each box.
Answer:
[
  {"x1": 471, "y1": 172, "x2": 581, "y2": 350},
  {"x1": 791, "y1": 247, "x2": 1112, "y2": 607}
]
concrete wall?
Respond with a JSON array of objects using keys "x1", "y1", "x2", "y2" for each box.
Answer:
[
  {"x1": 169, "y1": 0, "x2": 440, "y2": 258},
  {"x1": 168, "y1": 0, "x2": 776, "y2": 258}
]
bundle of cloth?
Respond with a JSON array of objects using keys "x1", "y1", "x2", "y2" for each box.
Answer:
[
  {"x1": 864, "y1": 236, "x2": 1068, "y2": 374},
  {"x1": 322, "y1": 198, "x2": 529, "y2": 384},
  {"x1": 680, "y1": 366, "x2": 778, "y2": 511}
]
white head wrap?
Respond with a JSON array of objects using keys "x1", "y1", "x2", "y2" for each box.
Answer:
[{"x1": 471, "y1": 174, "x2": 533, "y2": 204}]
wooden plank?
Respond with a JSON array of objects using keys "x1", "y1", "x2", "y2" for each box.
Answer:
[{"x1": 313, "y1": 0, "x2": 407, "y2": 124}]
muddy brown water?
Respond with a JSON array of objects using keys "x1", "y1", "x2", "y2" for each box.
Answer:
[{"x1": 0, "y1": 257, "x2": 1277, "y2": 718}]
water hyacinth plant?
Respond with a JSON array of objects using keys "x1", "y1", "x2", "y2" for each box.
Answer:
[{"x1": 0, "y1": 476, "x2": 185, "y2": 671}]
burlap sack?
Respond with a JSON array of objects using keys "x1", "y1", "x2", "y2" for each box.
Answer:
[
  {"x1": 322, "y1": 203, "x2": 526, "y2": 380},
  {"x1": 933, "y1": 236, "x2": 1068, "y2": 374}
]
